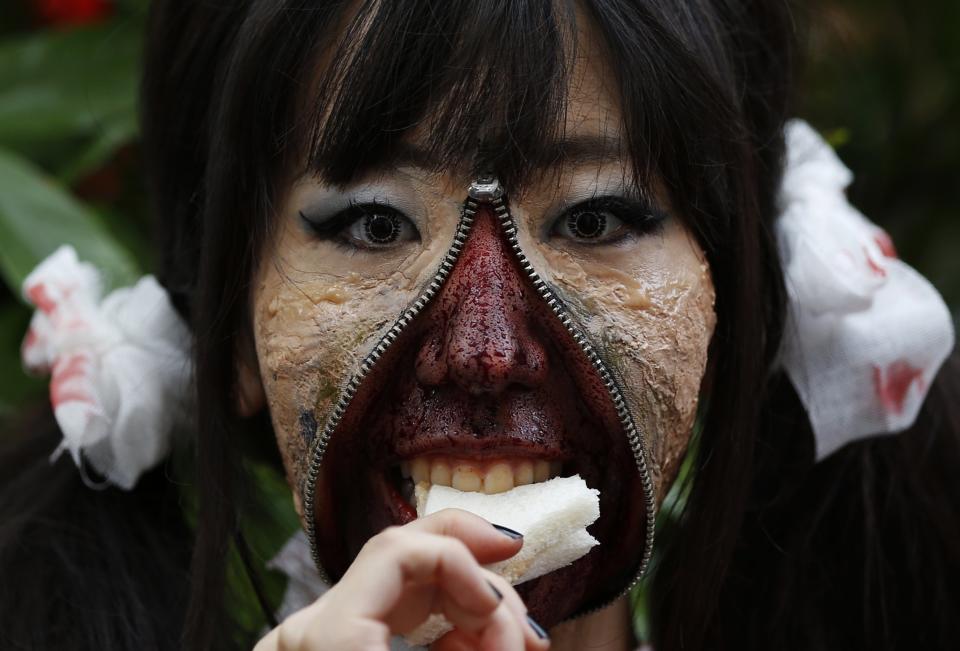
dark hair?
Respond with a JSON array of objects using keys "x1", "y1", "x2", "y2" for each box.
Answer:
[
  {"x1": 0, "y1": 405, "x2": 191, "y2": 650},
  {"x1": 1, "y1": 1, "x2": 958, "y2": 650}
]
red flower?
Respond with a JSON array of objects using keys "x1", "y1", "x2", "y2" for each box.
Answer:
[{"x1": 35, "y1": 0, "x2": 113, "y2": 26}]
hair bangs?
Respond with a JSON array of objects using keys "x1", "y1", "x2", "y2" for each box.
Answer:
[
  {"x1": 302, "y1": 0, "x2": 579, "y2": 190},
  {"x1": 296, "y1": 0, "x2": 755, "y2": 244}
]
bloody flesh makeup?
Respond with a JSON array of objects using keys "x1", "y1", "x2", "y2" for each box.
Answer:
[{"x1": 311, "y1": 193, "x2": 651, "y2": 626}]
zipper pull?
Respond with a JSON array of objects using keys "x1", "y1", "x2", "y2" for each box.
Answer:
[{"x1": 468, "y1": 174, "x2": 503, "y2": 202}]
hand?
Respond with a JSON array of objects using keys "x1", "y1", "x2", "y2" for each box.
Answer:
[{"x1": 254, "y1": 508, "x2": 551, "y2": 651}]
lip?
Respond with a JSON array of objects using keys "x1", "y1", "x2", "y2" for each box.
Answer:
[
  {"x1": 350, "y1": 347, "x2": 601, "y2": 490},
  {"x1": 305, "y1": 188, "x2": 653, "y2": 628}
]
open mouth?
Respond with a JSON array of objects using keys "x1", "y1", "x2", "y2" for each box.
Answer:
[
  {"x1": 314, "y1": 372, "x2": 638, "y2": 627},
  {"x1": 304, "y1": 182, "x2": 653, "y2": 628},
  {"x1": 386, "y1": 455, "x2": 568, "y2": 516}
]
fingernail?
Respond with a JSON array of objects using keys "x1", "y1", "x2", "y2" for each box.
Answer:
[
  {"x1": 492, "y1": 523, "x2": 523, "y2": 539},
  {"x1": 486, "y1": 580, "x2": 503, "y2": 601},
  {"x1": 526, "y1": 614, "x2": 549, "y2": 640}
]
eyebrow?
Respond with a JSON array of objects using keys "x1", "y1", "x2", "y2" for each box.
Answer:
[{"x1": 383, "y1": 133, "x2": 626, "y2": 173}]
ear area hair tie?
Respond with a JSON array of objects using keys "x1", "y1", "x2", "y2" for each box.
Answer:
[
  {"x1": 20, "y1": 245, "x2": 193, "y2": 489},
  {"x1": 775, "y1": 120, "x2": 955, "y2": 460}
]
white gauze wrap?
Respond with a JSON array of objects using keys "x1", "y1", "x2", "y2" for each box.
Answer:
[
  {"x1": 20, "y1": 245, "x2": 192, "y2": 489},
  {"x1": 776, "y1": 120, "x2": 955, "y2": 459}
]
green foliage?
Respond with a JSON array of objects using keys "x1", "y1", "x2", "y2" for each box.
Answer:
[
  {"x1": 800, "y1": 0, "x2": 960, "y2": 310},
  {"x1": 0, "y1": 146, "x2": 139, "y2": 291},
  {"x1": 176, "y1": 451, "x2": 302, "y2": 645},
  {"x1": 0, "y1": 22, "x2": 141, "y2": 175},
  {"x1": 0, "y1": 12, "x2": 143, "y2": 173},
  {"x1": 0, "y1": 9, "x2": 145, "y2": 416}
]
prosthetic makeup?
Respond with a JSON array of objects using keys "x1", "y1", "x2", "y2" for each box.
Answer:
[
  {"x1": 251, "y1": 164, "x2": 715, "y2": 625},
  {"x1": 249, "y1": 20, "x2": 716, "y2": 627}
]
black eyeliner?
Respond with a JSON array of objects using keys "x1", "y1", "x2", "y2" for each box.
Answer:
[
  {"x1": 298, "y1": 199, "x2": 420, "y2": 251},
  {"x1": 298, "y1": 199, "x2": 368, "y2": 238},
  {"x1": 591, "y1": 195, "x2": 666, "y2": 229},
  {"x1": 562, "y1": 194, "x2": 668, "y2": 240}
]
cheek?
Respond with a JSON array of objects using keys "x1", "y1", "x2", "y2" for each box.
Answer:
[
  {"x1": 595, "y1": 270, "x2": 716, "y2": 503},
  {"x1": 527, "y1": 234, "x2": 717, "y2": 503},
  {"x1": 253, "y1": 272, "x2": 417, "y2": 499},
  {"x1": 250, "y1": 187, "x2": 463, "y2": 513}
]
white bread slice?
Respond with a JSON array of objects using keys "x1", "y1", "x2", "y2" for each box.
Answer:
[{"x1": 402, "y1": 475, "x2": 600, "y2": 646}]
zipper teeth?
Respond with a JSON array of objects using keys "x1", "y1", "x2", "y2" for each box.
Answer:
[
  {"x1": 303, "y1": 202, "x2": 478, "y2": 582},
  {"x1": 485, "y1": 194, "x2": 656, "y2": 620},
  {"x1": 303, "y1": 187, "x2": 656, "y2": 618}
]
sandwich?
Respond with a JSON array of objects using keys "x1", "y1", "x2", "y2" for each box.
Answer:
[{"x1": 403, "y1": 474, "x2": 600, "y2": 646}]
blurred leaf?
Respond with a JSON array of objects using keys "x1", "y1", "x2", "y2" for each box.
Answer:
[
  {"x1": 113, "y1": 0, "x2": 150, "y2": 19},
  {"x1": 824, "y1": 127, "x2": 851, "y2": 149},
  {"x1": 800, "y1": 0, "x2": 960, "y2": 310},
  {"x1": 0, "y1": 146, "x2": 139, "y2": 296},
  {"x1": 58, "y1": 109, "x2": 137, "y2": 185},
  {"x1": 89, "y1": 194, "x2": 153, "y2": 271},
  {"x1": 0, "y1": 4, "x2": 33, "y2": 36},
  {"x1": 0, "y1": 19, "x2": 142, "y2": 176}
]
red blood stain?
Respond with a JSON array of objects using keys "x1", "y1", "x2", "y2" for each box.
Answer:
[
  {"x1": 863, "y1": 246, "x2": 887, "y2": 278},
  {"x1": 20, "y1": 328, "x2": 50, "y2": 374},
  {"x1": 873, "y1": 361, "x2": 925, "y2": 415},
  {"x1": 22, "y1": 328, "x2": 38, "y2": 352},
  {"x1": 51, "y1": 354, "x2": 93, "y2": 407},
  {"x1": 875, "y1": 231, "x2": 898, "y2": 259},
  {"x1": 27, "y1": 283, "x2": 57, "y2": 314}
]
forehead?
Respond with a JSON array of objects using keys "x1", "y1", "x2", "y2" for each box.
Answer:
[
  {"x1": 300, "y1": 0, "x2": 630, "y2": 191},
  {"x1": 561, "y1": 8, "x2": 622, "y2": 139}
]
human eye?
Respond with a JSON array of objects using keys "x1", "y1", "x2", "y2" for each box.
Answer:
[
  {"x1": 299, "y1": 200, "x2": 420, "y2": 251},
  {"x1": 551, "y1": 196, "x2": 667, "y2": 245}
]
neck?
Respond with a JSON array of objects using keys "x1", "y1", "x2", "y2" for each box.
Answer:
[{"x1": 547, "y1": 597, "x2": 637, "y2": 651}]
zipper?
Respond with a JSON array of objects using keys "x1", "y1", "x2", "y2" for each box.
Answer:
[
  {"x1": 302, "y1": 175, "x2": 656, "y2": 620},
  {"x1": 477, "y1": 176, "x2": 656, "y2": 620}
]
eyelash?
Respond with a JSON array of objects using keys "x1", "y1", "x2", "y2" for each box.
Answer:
[
  {"x1": 553, "y1": 195, "x2": 667, "y2": 245},
  {"x1": 299, "y1": 199, "x2": 414, "y2": 252},
  {"x1": 299, "y1": 195, "x2": 667, "y2": 251}
]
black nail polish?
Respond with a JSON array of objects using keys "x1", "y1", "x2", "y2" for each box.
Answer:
[
  {"x1": 487, "y1": 580, "x2": 503, "y2": 601},
  {"x1": 492, "y1": 523, "x2": 523, "y2": 539},
  {"x1": 526, "y1": 615, "x2": 549, "y2": 640}
]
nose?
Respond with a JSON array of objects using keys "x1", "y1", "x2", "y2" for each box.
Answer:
[{"x1": 414, "y1": 205, "x2": 549, "y2": 395}]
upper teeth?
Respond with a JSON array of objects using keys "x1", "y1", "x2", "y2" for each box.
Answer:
[{"x1": 400, "y1": 456, "x2": 563, "y2": 494}]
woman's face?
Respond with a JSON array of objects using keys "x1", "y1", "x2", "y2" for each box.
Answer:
[{"x1": 241, "y1": 18, "x2": 716, "y2": 626}]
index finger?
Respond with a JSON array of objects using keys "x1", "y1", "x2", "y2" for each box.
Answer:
[
  {"x1": 405, "y1": 507, "x2": 524, "y2": 564},
  {"x1": 338, "y1": 528, "x2": 502, "y2": 624}
]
